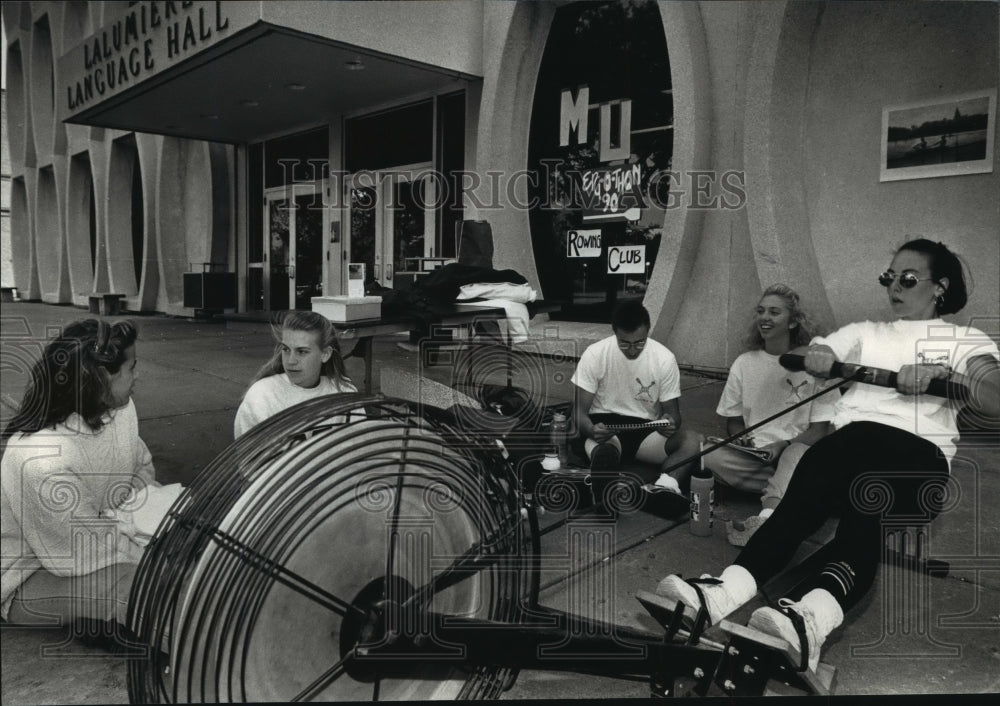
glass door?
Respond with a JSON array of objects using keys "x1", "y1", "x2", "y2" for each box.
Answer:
[
  {"x1": 347, "y1": 166, "x2": 435, "y2": 290},
  {"x1": 264, "y1": 182, "x2": 324, "y2": 310},
  {"x1": 292, "y1": 189, "x2": 324, "y2": 310}
]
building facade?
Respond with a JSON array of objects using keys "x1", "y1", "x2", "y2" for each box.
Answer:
[{"x1": 4, "y1": 1, "x2": 998, "y2": 369}]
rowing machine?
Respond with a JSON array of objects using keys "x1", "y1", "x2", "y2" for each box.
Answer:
[{"x1": 127, "y1": 394, "x2": 838, "y2": 702}]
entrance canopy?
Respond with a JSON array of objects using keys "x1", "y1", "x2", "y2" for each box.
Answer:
[{"x1": 58, "y1": 1, "x2": 478, "y2": 144}]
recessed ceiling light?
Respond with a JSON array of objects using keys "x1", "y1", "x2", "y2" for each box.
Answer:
[
  {"x1": 286, "y1": 82, "x2": 306, "y2": 91},
  {"x1": 345, "y1": 59, "x2": 365, "y2": 71},
  {"x1": 240, "y1": 99, "x2": 260, "y2": 107},
  {"x1": 201, "y1": 113, "x2": 220, "y2": 120}
]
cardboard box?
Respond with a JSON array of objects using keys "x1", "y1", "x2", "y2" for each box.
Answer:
[{"x1": 311, "y1": 296, "x2": 382, "y2": 322}]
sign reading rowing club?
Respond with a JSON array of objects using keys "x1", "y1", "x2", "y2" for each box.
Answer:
[{"x1": 567, "y1": 229, "x2": 602, "y2": 258}]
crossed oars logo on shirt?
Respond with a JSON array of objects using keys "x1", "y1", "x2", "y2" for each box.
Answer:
[{"x1": 636, "y1": 377, "x2": 655, "y2": 400}]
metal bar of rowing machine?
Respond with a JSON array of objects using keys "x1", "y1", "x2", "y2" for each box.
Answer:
[
  {"x1": 353, "y1": 609, "x2": 724, "y2": 681},
  {"x1": 778, "y1": 353, "x2": 967, "y2": 398}
]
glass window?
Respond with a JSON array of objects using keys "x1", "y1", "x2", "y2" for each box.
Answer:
[
  {"x1": 437, "y1": 91, "x2": 466, "y2": 258},
  {"x1": 346, "y1": 101, "x2": 433, "y2": 172},
  {"x1": 248, "y1": 143, "x2": 264, "y2": 264},
  {"x1": 527, "y1": 0, "x2": 672, "y2": 321},
  {"x1": 264, "y1": 127, "x2": 329, "y2": 189}
]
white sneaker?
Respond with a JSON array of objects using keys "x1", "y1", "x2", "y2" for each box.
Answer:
[
  {"x1": 747, "y1": 588, "x2": 844, "y2": 672},
  {"x1": 654, "y1": 473, "x2": 681, "y2": 494},
  {"x1": 654, "y1": 565, "x2": 757, "y2": 627}
]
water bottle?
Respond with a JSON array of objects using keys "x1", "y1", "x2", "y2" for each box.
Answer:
[
  {"x1": 689, "y1": 442, "x2": 714, "y2": 536},
  {"x1": 550, "y1": 412, "x2": 569, "y2": 467}
]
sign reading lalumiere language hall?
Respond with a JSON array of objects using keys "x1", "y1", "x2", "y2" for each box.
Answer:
[{"x1": 59, "y1": 1, "x2": 257, "y2": 120}]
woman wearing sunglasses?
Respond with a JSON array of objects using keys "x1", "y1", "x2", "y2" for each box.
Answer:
[{"x1": 655, "y1": 238, "x2": 1000, "y2": 673}]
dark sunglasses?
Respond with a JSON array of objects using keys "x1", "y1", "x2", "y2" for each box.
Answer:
[{"x1": 878, "y1": 271, "x2": 934, "y2": 289}]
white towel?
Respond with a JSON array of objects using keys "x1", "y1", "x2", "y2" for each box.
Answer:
[
  {"x1": 456, "y1": 282, "x2": 537, "y2": 303},
  {"x1": 103, "y1": 483, "x2": 185, "y2": 547}
]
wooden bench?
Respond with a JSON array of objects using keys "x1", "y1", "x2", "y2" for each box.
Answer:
[{"x1": 87, "y1": 292, "x2": 126, "y2": 316}]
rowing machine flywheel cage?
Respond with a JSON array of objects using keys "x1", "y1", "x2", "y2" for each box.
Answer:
[{"x1": 126, "y1": 393, "x2": 535, "y2": 703}]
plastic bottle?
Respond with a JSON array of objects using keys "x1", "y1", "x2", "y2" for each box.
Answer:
[
  {"x1": 689, "y1": 442, "x2": 714, "y2": 536},
  {"x1": 550, "y1": 412, "x2": 569, "y2": 467}
]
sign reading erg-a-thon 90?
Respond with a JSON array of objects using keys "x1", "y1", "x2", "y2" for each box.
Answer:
[
  {"x1": 60, "y1": 1, "x2": 255, "y2": 120},
  {"x1": 580, "y1": 164, "x2": 643, "y2": 223},
  {"x1": 560, "y1": 85, "x2": 644, "y2": 223}
]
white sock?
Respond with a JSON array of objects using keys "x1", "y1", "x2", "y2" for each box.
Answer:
[
  {"x1": 800, "y1": 588, "x2": 844, "y2": 633},
  {"x1": 719, "y1": 564, "x2": 757, "y2": 605}
]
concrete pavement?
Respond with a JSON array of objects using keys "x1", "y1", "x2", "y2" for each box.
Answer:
[{"x1": 1, "y1": 301, "x2": 998, "y2": 702}]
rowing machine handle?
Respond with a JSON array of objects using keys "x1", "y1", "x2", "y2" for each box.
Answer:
[{"x1": 778, "y1": 354, "x2": 953, "y2": 398}]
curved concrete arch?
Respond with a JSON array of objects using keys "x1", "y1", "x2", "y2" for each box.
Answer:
[
  {"x1": 59, "y1": 1, "x2": 91, "y2": 51},
  {"x1": 473, "y1": 0, "x2": 556, "y2": 293},
  {"x1": 34, "y1": 165, "x2": 70, "y2": 302},
  {"x1": 29, "y1": 14, "x2": 56, "y2": 161},
  {"x1": 133, "y1": 134, "x2": 160, "y2": 311},
  {"x1": 10, "y1": 178, "x2": 41, "y2": 300},
  {"x1": 18, "y1": 1, "x2": 33, "y2": 28},
  {"x1": 66, "y1": 152, "x2": 98, "y2": 303},
  {"x1": 6, "y1": 41, "x2": 28, "y2": 170},
  {"x1": 1, "y1": 2, "x2": 25, "y2": 33},
  {"x1": 156, "y1": 138, "x2": 214, "y2": 309},
  {"x1": 89, "y1": 141, "x2": 111, "y2": 293},
  {"x1": 208, "y1": 143, "x2": 235, "y2": 268},
  {"x1": 106, "y1": 136, "x2": 141, "y2": 297},
  {"x1": 60, "y1": 2, "x2": 94, "y2": 154},
  {"x1": 645, "y1": 1, "x2": 714, "y2": 341},
  {"x1": 741, "y1": 0, "x2": 835, "y2": 331}
]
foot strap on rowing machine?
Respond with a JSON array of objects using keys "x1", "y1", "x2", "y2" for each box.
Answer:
[
  {"x1": 687, "y1": 578, "x2": 722, "y2": 642},
  {"x1": 775, "y1": 601, "x2": 810, "y2": 672}
]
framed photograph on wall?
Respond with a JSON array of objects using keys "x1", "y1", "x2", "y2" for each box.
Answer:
[{"x1": 880, "y1": 89, "x2": 996, "y2": 181}]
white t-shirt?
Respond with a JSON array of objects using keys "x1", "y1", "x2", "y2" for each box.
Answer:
[
  {"x1": 812, "y1": 319, "x2": 999, "y2": 462},
  {"x1": 234, "y1": 373, "x2": 357, "y2": 438},
  {"x1": 716, "y1": 350, "x2": 837, "y2": 446},
  {"x1": 571, "y1": 335, "x2": 681, "y2": 420}
]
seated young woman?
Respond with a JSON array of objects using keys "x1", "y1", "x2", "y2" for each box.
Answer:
[
  {"x1": 655, "y1": 239, "x2": 1000, "y2": 672},
  {"x1": 1, "y1": 320, "x2": 158, "y2": 629},
  {"x1": 234, "y1": 310, "x2": 357, "y2": 438},
  {"x1": 704, "y1": 284, "x2": 834, "y2": 546}
]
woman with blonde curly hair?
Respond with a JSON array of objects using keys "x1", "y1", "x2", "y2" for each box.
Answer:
[{"x1": 704, "y1": 284, "x2": 835, "y2": 546}]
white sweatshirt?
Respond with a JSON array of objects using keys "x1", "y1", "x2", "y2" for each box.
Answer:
[
  {"x1": 1, "y1": 400, "x2": 155, "y2": 619},
  {"x1": 233, "y1": 373, "x2": 357, "y2": 438}
]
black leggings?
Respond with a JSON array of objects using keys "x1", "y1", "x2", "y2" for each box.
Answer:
[{"x1": 736, "y1": 422, "x2": 949, "y2": 610}]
